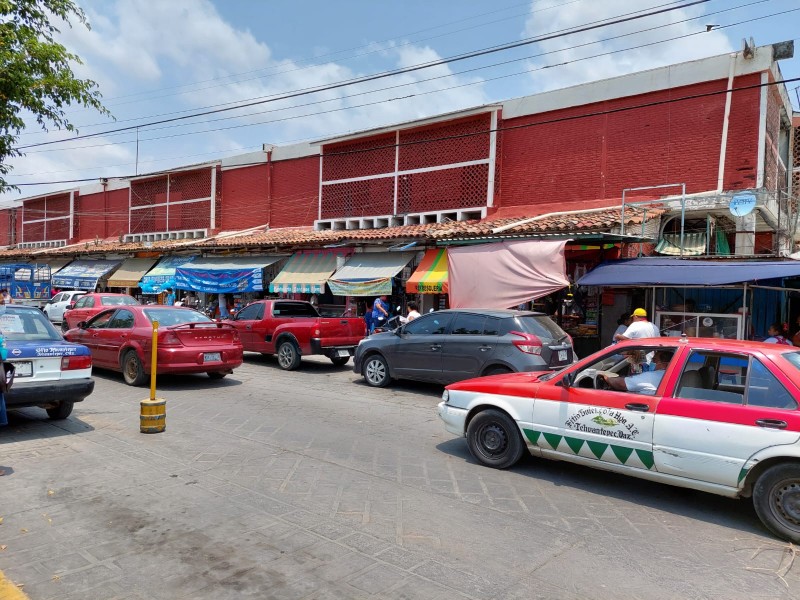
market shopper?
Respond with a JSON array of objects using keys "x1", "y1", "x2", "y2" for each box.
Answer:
[
  {"x1": 406, "y1": 301, "x2": 421, "y2": 322},
  {"x1": 614, "y1": 308, "x2": 660, "y2": 342},
  {"x1": 764, "y1": 323, "x2": 792, "y2": 345},
  {"x1": 371, "y1": 295, "x2": 390, "y2": 333},
  {"x1": 164, "y1": 287, "x2": 175, "y2": 306},
  {"x1": 611, "y1": 314, "x2": 631, "y2": 345}
]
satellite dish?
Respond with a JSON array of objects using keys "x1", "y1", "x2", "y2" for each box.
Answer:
[{"x1": 729, "y1": 193, "x2": 756, "y2": 217}]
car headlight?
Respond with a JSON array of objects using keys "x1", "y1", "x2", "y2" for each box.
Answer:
[{"x1": 442, "y1": 389, "x2": 449, "y2": 404}]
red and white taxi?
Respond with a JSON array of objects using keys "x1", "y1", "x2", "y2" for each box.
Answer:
[{"x1": 438, "y1": 337, "x2": 800, "y2": 542}]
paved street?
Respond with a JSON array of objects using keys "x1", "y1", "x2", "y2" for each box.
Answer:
[{"x1": 1, "y1": 354, "x2": 799, "y2": 599}]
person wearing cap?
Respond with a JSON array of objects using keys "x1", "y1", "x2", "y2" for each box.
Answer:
[{"x1": 614, "y1": 308, "x2": 660, "y2": 342}]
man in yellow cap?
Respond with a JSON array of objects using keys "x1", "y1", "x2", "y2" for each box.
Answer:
[{"x1": 614, "y1": 307, "x2": 660, "y2": 342}]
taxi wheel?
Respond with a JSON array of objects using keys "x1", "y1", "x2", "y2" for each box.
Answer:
[
  {"x1": 277, "y1": 340, "x2": 301, "y2": 371},
  {"x1": 207, "y1": 372, "x2": 227, "y2": 380},
  {"x1": 122, "y1": 350, "x2": 147, "y2": 386},
  {"x1": 753, "y1": 463, "x2": 800, "y2": 543},
  {"x1": 46, "y1": 401, "x2": 73, "y2": 420},
  {"x1": 467, "y1": 409, "x2": 525, "y2": 469},
  {"x1": 330, "y1": 356, "x2": 350, "y2": 367},
  {"x1": 363, "y1": 354, "x2": 390, "y2": 387}
]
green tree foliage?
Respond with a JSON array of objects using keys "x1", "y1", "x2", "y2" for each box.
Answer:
[{"x1": 0, "y1": 0, "x2": 109, "y2": 192}]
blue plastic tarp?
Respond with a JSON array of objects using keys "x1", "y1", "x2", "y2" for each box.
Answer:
[
  {"x1": 578, "y1": 258, "x2": 800, "y2": 287},
  {"x1": 139, "y1": 255, "x2": 197, "y2": 294},
  {"x1": 52, "y1": 259, "x2": 121, "y2": 291},
  {"x1": 174, "y1": 256, "x2": 284, "y2": 293}
]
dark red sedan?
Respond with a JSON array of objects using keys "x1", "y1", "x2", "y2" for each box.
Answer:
[
  {"x1": 64, "y1": 305, "x2": 243, "y2": 385},
  {"x1": 62, "y1": 293, "x2": 139, "y2": 332}
]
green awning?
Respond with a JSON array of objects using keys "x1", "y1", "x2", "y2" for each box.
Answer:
[
  {"x1": 655, "y1": 232, "x2": 707, "y2": 256},
  {"x1": 328, "y1": 252, "x2": 415, "y2": 296}
]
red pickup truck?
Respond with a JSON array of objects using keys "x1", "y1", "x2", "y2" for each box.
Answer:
[{"x1": 230, "y1": 300, "x2": 366, "y2": 370}]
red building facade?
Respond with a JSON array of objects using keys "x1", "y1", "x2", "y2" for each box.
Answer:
[{"x1": 1, "y1": 42, "x2": 794, "y2": 252}]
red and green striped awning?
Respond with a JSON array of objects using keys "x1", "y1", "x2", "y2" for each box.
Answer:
[{"x1": 406, "y1": 249, "x2": 448, "y2": 294}]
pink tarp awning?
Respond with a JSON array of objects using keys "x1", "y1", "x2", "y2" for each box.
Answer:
[{"x1": 447, "y1": 240, "x2": 569, "y2": 309}]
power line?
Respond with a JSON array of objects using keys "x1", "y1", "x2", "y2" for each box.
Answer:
[
  {"x1": 11, "y1": 1, "x2": 785, "y2": 162},
  {"x1": 16, "y1": 0, "x2": 709, "y2": 151},
  {"x1": 39, "y1": 0, "x2": 575, "y2": 124},
  {"x1": 10, "y1": 74, "x2": 798, "y2": 189}
]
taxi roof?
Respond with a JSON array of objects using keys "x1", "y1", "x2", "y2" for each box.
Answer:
[{"x1": 614, "y1": 337, "x2": 799, "y2": 357}]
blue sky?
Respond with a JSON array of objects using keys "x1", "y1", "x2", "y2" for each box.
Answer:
[{"x1": 5, "y1": 0, "x2": 799, "y2": 201}]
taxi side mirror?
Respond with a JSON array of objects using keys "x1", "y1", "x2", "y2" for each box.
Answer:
[
  {"x1": 561, "y1": 372, "x2": 575, "y2": 388},
  {"x1": 77, "y1": 321, "x2": 88, "y2": 330}
]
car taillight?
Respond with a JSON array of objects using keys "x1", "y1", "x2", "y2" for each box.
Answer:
[
  {"x1": 510, "y1": 331, "x2": 543, "y2": 355},
  {"x1": 61, "y1": 355, "x2": 92, "y2": 370},
  {"x1": 160, "y1": 332, "x2": 182, "y2": 347}
]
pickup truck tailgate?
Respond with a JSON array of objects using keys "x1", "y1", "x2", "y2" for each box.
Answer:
[{"x1": 317, "y1": 318, "x2": 366, "y2": 347}]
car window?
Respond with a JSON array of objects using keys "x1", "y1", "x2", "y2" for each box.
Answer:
[
  {"x1": 237, "y1": 303, "x2": 263, "y2": 320},
  {"x1": 483, "y1": 317, "x2": 501, "y2": 336},
  {"x1": 83, "y1": 296, "x2": 96, "y2": 309},
  {"x1": 508, "y1": 315, "x2": 566, "y2": 341},
  {"x1": 73, "y1": 296, "x2": 87, "y2": 308},
  {"x1": 101, "y1": 296, "x2": 137, "y2": 306},
  {"x1": 273, "y1": 302, "x2": 318, "y2": 317},
  {"x1": 674, "y1": 351, "x2": 745, "y2": 404},
  {"x1": 746, "y1": 359, "x2": 798, "y2": 409},
  {"x1": 0, "y1": 308, "x2": 61, "y2": 341},
  {"x1": 143, "y1": 308, "x2": 212, "y2": 327},
  {"x1": 51, "y1": 293, "x2": 63, "y2": 303},
  {"x1": 108, "y1": 309, "x2": 136, "y2": 329},
  {"x1": 572, "y1": 346, "x2": 673, "y2": 393},
  {"x1": 86, "y1": 310, "x2": 115, "y2": 329},
  {"x1": 403, "y1": 312, "x2": 453, "y2": 335},
  {"x1": 451, "y1": 313, "x2": 486, "y2": 335}
]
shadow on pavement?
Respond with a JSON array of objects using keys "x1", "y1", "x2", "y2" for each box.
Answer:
[
  {"x1": 0, "y1": 407, "x2": 95, "y2": 439},
  {"x1": 90, "y1": 369, "x2": 243, "y2": 392},
  {"x1": 435, "y1": 437, "x2": 765, "y2": 540}
]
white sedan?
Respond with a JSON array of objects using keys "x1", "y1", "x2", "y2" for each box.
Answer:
[{"x1": 438, "y1": 337, "x2": 800, "y2": 543}]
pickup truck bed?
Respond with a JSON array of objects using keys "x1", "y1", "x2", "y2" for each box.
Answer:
[{"x1": 230, "y1": 300, "x2": 366, "y2": 370}]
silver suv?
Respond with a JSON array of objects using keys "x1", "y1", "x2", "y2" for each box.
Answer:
[{"x1": 353, "y1": 309, "x2": 573, "y2": 387}]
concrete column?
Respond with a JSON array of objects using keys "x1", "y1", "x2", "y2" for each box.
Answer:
[{"x1": 735, "y1": 212, "x2": 756, "y2": 255}]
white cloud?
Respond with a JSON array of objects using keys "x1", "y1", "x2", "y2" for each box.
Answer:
[
  {"x1": 5, "y1": 0, "x2": 490, "y2": 200},
  {"x1": 522, "y1": 0, "x2": 733, "y2": 91}
]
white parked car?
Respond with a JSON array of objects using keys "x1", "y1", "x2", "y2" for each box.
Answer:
[{"x1": 43, "y1": 290, "x2": 86, "y2": 325}]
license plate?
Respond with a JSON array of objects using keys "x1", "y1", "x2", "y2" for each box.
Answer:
[
  {"x1": 12, "y1": 361, "x2": 33, "y2": 377},
  {"x1": 558, "y1": 350, "x2": 568, "y2": 362},
  {"x1": 337, "y1": 350, "x2": 351, "y2": 358},
  {"x1": 203, "y1": 352, "x2": 221, "y2": 363}
]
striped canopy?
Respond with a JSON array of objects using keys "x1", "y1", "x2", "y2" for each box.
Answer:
[
  {"x1": 269, "y1": 250, "x2": 344, "y2": 294},
  {"x1": 405, "y1": 249, "x2": 448, "y2": 294}
]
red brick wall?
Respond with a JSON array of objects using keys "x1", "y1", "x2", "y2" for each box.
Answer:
[
  {"x1": 271, "y1": 156, "x2": 319, "y2": 228},
  {"x1": 498, "y1": 76, "x2": 761, "y2": 210},
  {"x1": 219, "y1": 164, "x2": 269, "y2": 230},
  {"x1": 76, "y1": 189, "x2": 129, "y2": 240},
  {"x1": 0, "y1": 209, "x2": 13, "y2": 246},
  {"x1": 723, "y1": 73, "x2": 761, "y2": 189}
]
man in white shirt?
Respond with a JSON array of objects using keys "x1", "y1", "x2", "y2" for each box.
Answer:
[
  {"x1": 614, "y1": 308, "x2": 660, "y2": 341},
  {"x1": 601, "y1": 350, "x2": 672, "y2": 395}
]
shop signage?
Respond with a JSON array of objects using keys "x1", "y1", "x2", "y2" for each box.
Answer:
[{"x1": 729, "y1": 193, "x2": 756, "y2": 217}]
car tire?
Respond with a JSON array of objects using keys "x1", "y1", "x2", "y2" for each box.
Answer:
[
  {"x1": 121, "y1": 350, "x2": 148, "y2": 386},
  {"x1": 46, "y1": 401, "x2": 74, "y2": 420},
  {"x1": 484, "y1": 366, "x2": 512, "y2": 376},
  {"x1": 752, "y1": 462, "x2": 800, "y2": 543},
  {"x1": 330, "y1": 356, "x2": 350, "y2": 367},
  {"x1": 466, "y1": 409, "x2": 525, "y2": 469},
  {"x1": 276, "y1": 340, "x2": 301, "y2": 371},
  {"x1": 363, "y1": 354, "x2": 390, "y2": 387},
  {"x1": 61, "y1": 320, "x2": 69, "y2": 333},
  {"x1": 207, "y1": 372, "x2": 227, "y2": 380}
]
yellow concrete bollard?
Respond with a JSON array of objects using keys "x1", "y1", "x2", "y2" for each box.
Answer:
[{"x1": 140, "y1": 320, "x2": 166, "y2": 434}]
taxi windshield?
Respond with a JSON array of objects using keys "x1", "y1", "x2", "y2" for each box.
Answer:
[{"x1": 0, "y1": 307, "x2": 61, "y2": 341}]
